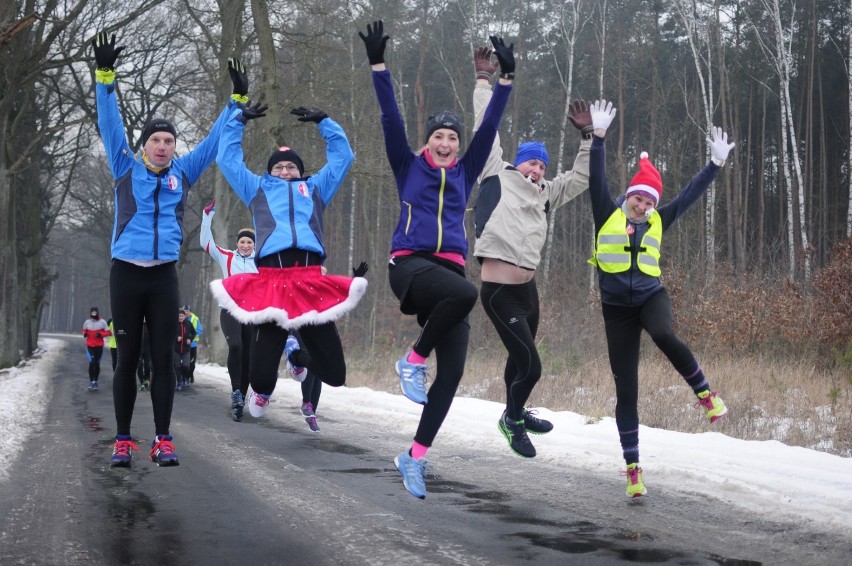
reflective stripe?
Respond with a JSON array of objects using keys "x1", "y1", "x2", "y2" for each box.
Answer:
[
  {"x1": 638, "y1": 255, "x2": 659, "y2": 267},
  {"x1": 598, "y1": 253, "x2": 630, "y2": 263},
  {"x1": 599, "y1": 234, "x2": 627, "y2": 245}
]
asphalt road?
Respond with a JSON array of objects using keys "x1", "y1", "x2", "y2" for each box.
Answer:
[{"x1": 0, "y1": 335, "x2": 849, "y2": 565}]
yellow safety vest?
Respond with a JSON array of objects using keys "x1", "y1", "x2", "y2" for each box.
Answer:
[{"x1": 589, "y1": 208, "x2": 662, "y2": 277}]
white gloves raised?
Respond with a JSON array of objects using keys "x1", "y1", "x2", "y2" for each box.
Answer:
[
  {"x1": 590, "y1": 99, "x2": 617, "y2": 133},
  {"x1": 709, "y1": 126, "x2": 735, "y2": 165}
]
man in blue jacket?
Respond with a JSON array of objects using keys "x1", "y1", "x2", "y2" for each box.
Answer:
[{"x1": 91, "y1": 30, "x2": 246, "y2": 469}]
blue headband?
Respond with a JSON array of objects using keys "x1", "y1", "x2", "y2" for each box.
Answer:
[{"x1": 513, "y1": 141, "x2": 549, "y2": 168}]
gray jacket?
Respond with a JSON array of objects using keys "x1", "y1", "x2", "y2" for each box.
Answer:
[{"x1": 472, "y1": 83, "x2": 590, "y2": 269}]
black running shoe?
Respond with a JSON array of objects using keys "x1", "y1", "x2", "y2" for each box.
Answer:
[
  {"x1": 523, "y1": 408, "x2": 553, "y2": 434},
  {"x1": 498, "y1": 412, "x2": 536, "y2": 458}
]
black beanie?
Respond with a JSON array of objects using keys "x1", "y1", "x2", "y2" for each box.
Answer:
[
  {"x1": 425, "y1": 111, "x2": 463, "y2": 143},
  {"x1": 267, "y1": 146, "x2": 304, "y2": 176},
  {"x1": 141, "y1": 118, "x2": 177, "y2": 144}
]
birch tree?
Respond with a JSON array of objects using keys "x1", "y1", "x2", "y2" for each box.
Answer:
[
  {"x1": 749, "y1": 0, "x2": 811, "y2": 280},
  {"x1": 539, "y1": 0, "x2": 591, "y2": 288},
  {"x1": 671, "y1": 0, "x2": 719, "y2": 276}
]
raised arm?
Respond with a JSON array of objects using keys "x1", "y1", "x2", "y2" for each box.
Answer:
[
  {"x1": 359, "y1": 20, "x2": 414, "y2": 174},
  {"x1": 472, "y1": 46, "x2": 505, "y2": 181},
  {"x1": 548, "y1": 99, "x2": 592, "y2": 210},
  {"x1": 290, "y1": 108, "x2": 354, "y2": 205},
  {"x1": 460, "y1": 36, "x2": 514, "y2": 190},
  {"x1": 587, "y1": 99, "x2": 619, "y2": 228},
  {"x1": 216, "y1": 101, "x2": 268, "y2": 206},
  {"x1": 177, "y1": 58, "x2": 250, "y2": 186},
  {"x1": 91, "y1": 31, "x2": 133, "y2": 180}
]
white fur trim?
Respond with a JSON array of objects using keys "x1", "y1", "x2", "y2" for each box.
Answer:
[
  {"x1": 640, "y1": 151, "x2": 649, "y2": 159},
  {"x1": 209, "y1": 277, "x2": 368, "y2": 330}
]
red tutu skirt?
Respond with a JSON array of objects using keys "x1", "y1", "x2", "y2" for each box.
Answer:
[{"x1": 209, "y1": 266, "x2": 367, "y2": 330}]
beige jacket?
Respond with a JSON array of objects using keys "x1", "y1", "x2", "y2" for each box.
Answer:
[{"x1": 471, "y1": 82, "x2": 590, "y2": 269}]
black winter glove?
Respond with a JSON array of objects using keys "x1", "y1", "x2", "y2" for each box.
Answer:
[
  {"x1": 352, "y1": 262, "x2": 369, "y2": 278},
  {"x1": 489, "y1": 36, "x2": 515, "y2": 76},
  {"x1": 228, "y1": 58, "x2": 249, "y2": 97},
  {"x1": 359, "y1": 20, "x2": 390, "y2": 65},
  {"x1": 290, "y1": 107, "x2": 328, "y2": 124},
  {"x1": 91, "y1": 31, "x2": 124, "y2": 70},
  {"x1": 236, "y1": 101, "x2": 268, "y2": 124}
]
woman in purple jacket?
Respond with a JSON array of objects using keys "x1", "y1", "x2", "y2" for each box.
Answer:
[{"x1": 359, "y1": 20, "x2": 514, "y2": 499}]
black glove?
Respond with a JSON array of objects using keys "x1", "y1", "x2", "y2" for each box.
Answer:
[
  {"x1": 237, "y1": 101, "x2": 268, "y2": 123},
  {"x1": 489, "y1": 36, "x2": 515, "y2": 76},
  {"x1": 290, "y1": 107, "x2": 328, "y2": 124},
  {"x1": 95, "y1": 332, "x2": 102, "y2": 338},
  {"x1": 228, "y1": 58, "x2": 248, "y2": 97},
  {"x1": 359, "y1": 20, "x2": 390, "y2": 65},
  {"x1": 567, "y1": 99, "x2": 593, "y2": 137},
  {"x1": 352, "y1": 262, "x2": 369, "y2": 277},
  {"x1": 91, "y1": 31, "x2": 124, "y2": 70}
]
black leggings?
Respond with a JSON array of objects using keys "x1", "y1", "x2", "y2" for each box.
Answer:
[
  {"x1": 249, "y1": 320, "x2": 345, "y2": 394},
  {"x1": 480, "y1": 280, "x2": 541, "y2": 420},
  {"x1": 220, "y1": 309, "x2": 252, "y2": 395},
  {"x1": 87, "y1": 346, "x2": 104, "y2": 380},
  {"x1": 602, "y1": 289, "x2": 703, "y2": 463},
  {"x1": 110, "y1": 260, "x2": 179, "y2": 437},
  {"x1": 388, "y1": 255, "x2": 477, "y2": 447},
  {"x1": 301, "y1": 373, "x2": 322, "y2": 409}
]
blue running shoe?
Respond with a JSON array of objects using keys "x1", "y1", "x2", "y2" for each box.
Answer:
[
  {"x1": 394, "y1": 451, "x2": 427, "y2": 499},
  {"x1": 149, "y1": 434, "x2": 180, "y2": 467},
  {"x1": 110, "y1": 435, "x2": 139, "y2": 468},
  {"x1": 395, "y1": 352, "x2": 428, "y2": 405},
  {"x1": 231, "y1": 390, "x2": 245, "y2": 422},
  {"x1": 285, "y1": 335, "x2": 306, "y2": 382}
]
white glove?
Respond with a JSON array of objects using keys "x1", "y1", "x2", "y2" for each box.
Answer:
[
  {"x1": 590, "y1": 99, "x2": 617, "y2": 133},
  {"x1": 709, "y1": 126, "x2": 735, "y2": 165}
]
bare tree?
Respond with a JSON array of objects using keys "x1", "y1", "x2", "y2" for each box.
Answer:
[{"x1": 749, "y1": 0, "x2": 812, "y2": 280}]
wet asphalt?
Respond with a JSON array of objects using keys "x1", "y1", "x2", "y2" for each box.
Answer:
[{"x1": 0, "y1": 334, "x2": 849, "y2": 565}]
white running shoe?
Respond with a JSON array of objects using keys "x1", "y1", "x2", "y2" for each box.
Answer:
[{"x1": 248, "y1": 391, "x2": 271, "y2": 418}]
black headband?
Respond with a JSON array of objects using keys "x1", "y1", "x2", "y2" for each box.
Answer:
[{"x1": 237, "y1": 229, "x2": 255, "y2": 243}]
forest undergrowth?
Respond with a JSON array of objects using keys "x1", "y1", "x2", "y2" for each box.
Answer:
[{"x1": 341, "y1": 239, "x2": 852, "y2": 457}]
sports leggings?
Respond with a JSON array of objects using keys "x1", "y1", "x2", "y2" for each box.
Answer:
[
  {"x1": 388, "y1": 254, "x2": 477, "y2": 447},
  {"x1": 480, "y1": 279, "x2": 541, "y2": 420},
  {"x1": 220, "y1": 308, "x2": 252, "y2": 396},
  {"x1": 87, "y1": 346, "x2": 104, "y2": 380},
  {"x1": 602, "y1": 289, "x2": 706, "y2": 464},
  {"x1": 249, "y1": 251, "x2": 346, "y2": 395},
  {"x1": 110, "y1": 260, "x2": 179, "y2": 436}
]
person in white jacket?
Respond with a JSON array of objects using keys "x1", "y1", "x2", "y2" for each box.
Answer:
[
  {"x1": 471, "y1": 46, "x2": 591, "y2": 459},
  {"x1": 200, "y1": 199, "x2": 256, "y2": 421}
]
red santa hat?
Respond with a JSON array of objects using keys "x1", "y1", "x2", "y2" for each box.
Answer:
[{"x1": 625, "y1": 152, "x2": 662, "y2": 205}]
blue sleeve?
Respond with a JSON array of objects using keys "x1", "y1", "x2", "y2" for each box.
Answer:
[
  {"x1": 588, "y1": 136, "x2": 618, "y2": 232},
  {"x1": 174, "y1": 100, "x2": 235, "y2": 186},
  {"x1": 657, "y1": 162, "x2": 721, "y2": 230},
  {"x1": 459, "y1": 81, "x2": 512, "y2": 197},
  {"x1": 216, "y1": 109, "x2": 263, "y2": 207},
  {"x1": 307, "y1": 117, "x2": 354, "y2": 205},
  {"x1": 96, "y1": 82, "x2": 134, "y2": 180},
  {"x1": 372, "y1": 70, "x2": 414, "y2": 176}
]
